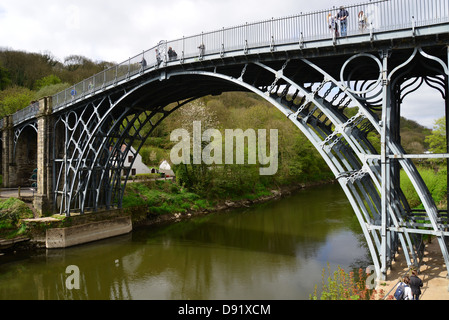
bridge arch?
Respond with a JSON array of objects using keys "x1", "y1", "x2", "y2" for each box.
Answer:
[
  {"x1": 51, "y1": 50, "x2": 447, "y2": 280},
  {"x1": 10, "y1": 122, "x2": 38, "y2": 187}
]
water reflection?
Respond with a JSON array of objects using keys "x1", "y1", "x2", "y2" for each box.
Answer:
[{"x1": 0, "y1": 184, "x2": 371, "y2": 300}]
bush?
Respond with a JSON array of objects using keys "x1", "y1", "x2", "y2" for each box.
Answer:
[
  {"x1": 0, "y1": 198, "x2": 34, "y2": 237},
  {"x1": 122, "y1": 180, "x2": 212, "y2": 215},
  {"x1": 0, "y1": 198, "x2": 34, "y2": 227},
  {"x1": 400, "y1": 166, "x2": 447, "y2": 209},
  {"x1": 310, "y1": 264, "x2": 381, "y2": 300}
]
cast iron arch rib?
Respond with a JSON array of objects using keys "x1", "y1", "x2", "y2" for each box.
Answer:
[{"x1": 51, "y1": 48, "x2": 449, "y2": 281}]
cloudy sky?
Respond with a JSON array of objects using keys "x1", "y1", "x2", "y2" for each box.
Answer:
[{"x1": 0, "y1": 0, "x2": 445, "y2": 127}]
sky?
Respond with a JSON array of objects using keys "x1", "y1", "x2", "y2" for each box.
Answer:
[{"x1": 0, "y1": 0, "x2": 445, "y2": 128}]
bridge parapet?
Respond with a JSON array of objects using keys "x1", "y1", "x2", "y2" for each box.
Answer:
[{"x1": 11, "y1": 101, "x2": 39, "y2": 126}]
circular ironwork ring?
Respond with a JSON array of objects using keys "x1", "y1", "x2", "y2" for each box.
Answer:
[
  {"x1": 340, "y1": 53, "x2": 382, "y2": 95},
  {"x1": 65, "y1": 111, "x2": 79, "y2": 131}
]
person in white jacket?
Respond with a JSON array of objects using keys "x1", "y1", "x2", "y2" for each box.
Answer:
[{"x1": 402, "y1": 276, "x2": 413, "y2": 300}]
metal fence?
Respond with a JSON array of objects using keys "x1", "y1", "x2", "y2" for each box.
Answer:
[
  {"x1": 12, "y1": 101, "x2": 39, "y2": 125},
  {"x1": 9, "y1": 0, "x2": 449, "y2": 122}
]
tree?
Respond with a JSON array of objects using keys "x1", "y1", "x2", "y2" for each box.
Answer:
[
  {"x1": 0, "y1": 50, "x2": 55, "y2": 89},
  {"x1": 34, "y1": 82, "x2": 71, "y2": 100},
  {"x1": 64, "y1": 55, "x2": 91, "y2": 70},
  {"x1": 34, "y1": 74, "x2": 62, "y2": 90},
  {"x1": 425, "y1": 117, "x2": 446, "y2": 153},
  {"x1": 0, "y1": 65, "x2": 11, "y2": 90},
  {"x1": 0, "y1": 86, "x2": 34, "y2": 117}
]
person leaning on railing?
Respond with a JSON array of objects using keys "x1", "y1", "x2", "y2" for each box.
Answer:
[
  {"x1": 168, "y1": 47, "x2": 178, "y2": 61},
  {"x1": 337, "y1": 6, "x2": 349, "y2": 37},
  {"x1": 198, "y1": 43, "x2": 205, "y2": 58},
  {"x1": 327, "y1": 12, "x2": 339, "y2": 38},
  {"x1": 358, "y1": 10, "x2": 367, "y2": 32},
  {"x1": 139, "y1": 57, "x2": 147, "y2": 72}
]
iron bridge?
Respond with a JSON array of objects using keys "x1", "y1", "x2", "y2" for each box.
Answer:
[{"x1": 1, "y1": 0, "x2": 449, "y2": 281}]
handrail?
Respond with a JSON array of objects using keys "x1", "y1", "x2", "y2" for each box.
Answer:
[
  {"x1": 7, "y1": 0, "x2": 449, "y2": 124},
  {"x1": 11, "y1": 101, "x2": 39, "y2": 126}
]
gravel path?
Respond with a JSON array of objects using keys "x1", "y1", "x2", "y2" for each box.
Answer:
[{"x1": 378, "y1": 239, "x2": 449, "y2": 300}]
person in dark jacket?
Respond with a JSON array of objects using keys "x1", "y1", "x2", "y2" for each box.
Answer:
[
  {"x1": 337, "y1": 6, "x2": 349, "y2": 37},
  {"x1": 409, "y1": 269, "x2": 423, "y2": 300},
  {"x1": 168, "y1": 47, "x2": 177, "y2": 61}
]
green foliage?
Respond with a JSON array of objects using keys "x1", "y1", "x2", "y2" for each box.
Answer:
[
  {"x1": 34, "y1": 74, "x2": 62, "y2": 90},
  {"x1": 0, "y1": 86, "x2": 35, "y2": 117},
  {"x1": 310, "y1": 264, "x2": 379, "y2": 300},
  {"x1": 0, "y1": 198, "x2": 34, "y2": 237},
  {"x1": 34, "y1": 82, "x2": 71, "y2": 101},
  {"x1": 425, "y1": 117, "x2": 446, "y2": 154},
  {"x1": 401, "y1": 117, "x2": 432, "y2": 154},
  {"x1": 175, "y1": 162, "x2": 270, "y2": 200},
  {"x1": 400, "y1": 165, "x2": 447, "y2": 209},
  {"x1": 0, "y1": 48, "x2": 114, "y2": 117},
  {"x1": 122, "y1": 180, "x2": 212, "y2": 215},
  {"x1": 0, "y1": 65, "x2": 11, "y2": 90},
  {"x1": 160, "y1": 93, "x2": 334, "y2": 198},
  {"x1": 139, "y1": 146, "x2": 169, "y2": 167},
  {"x1": 0, "y1": 50, "x2": 55, "y2": 88}
]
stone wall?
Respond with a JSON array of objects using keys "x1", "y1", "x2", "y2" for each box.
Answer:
[{"x1": 46, "y1": 215, "x2": 132, "y2": 249}]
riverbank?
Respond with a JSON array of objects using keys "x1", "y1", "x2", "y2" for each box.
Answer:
[
  {"x1": 131, "y1": 181, "x2": 314, "y2": 228},
  {"x1": 0, "y1": 181, "x2": 322, "y2": 253}
]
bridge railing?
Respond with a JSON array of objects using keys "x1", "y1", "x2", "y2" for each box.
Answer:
[
  {"x1": 10, "y1": 101, "x2": 40, "y2": 126},
  {"x1": 14, "y1": 0, "x2": 449, "y2": 118}
]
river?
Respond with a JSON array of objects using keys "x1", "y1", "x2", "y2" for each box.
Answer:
[{"x1": 0, "y1": 184, "x2": 371, "y2": 300}]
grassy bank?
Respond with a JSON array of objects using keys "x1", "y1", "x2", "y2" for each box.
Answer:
[
  {"x1": 121, "y1": 178, "x2": 298, "y2": 217},
  {"x1": 400, "y1": 164, "x2": 447, "y2": 210},
  {"x1": 123, "y1": 179, "x2": 213, "y2": 215},
  {"x1": 0, "y1": 198, "x2": 34, "y2": 239},
  {"x1": 122, "y1": 164, "x2": 448, "y2": 219}
]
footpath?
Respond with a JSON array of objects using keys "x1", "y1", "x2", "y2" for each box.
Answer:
[{"x1": 378, "y1": 239, "x2": 449, "y2": 300}]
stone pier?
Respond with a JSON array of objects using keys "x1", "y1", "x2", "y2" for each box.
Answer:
[{"x1": 45, "y1": 216, "x2": 132, "y2": 249}]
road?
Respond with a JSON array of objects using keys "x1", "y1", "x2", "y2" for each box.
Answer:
[{"x1": 0, "y1": 188, "x2": 36, "y2": 199}]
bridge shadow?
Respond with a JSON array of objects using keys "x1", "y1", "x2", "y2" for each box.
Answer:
[
  {"x1": 419, "y1": 240, "x2": 449, "y2": 300},
  {"x1": 380, "y1": 239, "x2": 449, "y2": 300}
]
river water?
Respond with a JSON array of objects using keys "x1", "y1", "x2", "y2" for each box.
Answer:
[{"x1": 0, "y1": 184, "x2": 371, "y2": 300}]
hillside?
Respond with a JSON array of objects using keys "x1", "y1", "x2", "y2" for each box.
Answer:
[{"x1": 0, "y1": 48, "x2": 113, "y2": 118}]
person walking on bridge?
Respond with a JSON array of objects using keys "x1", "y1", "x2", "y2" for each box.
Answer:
[
  {"x1": 337, "y1": 6, "x2": 349, "y2": 37},
  {"x1": 327, "y1": 12, "x2": 339, "y2": 39},
  {"x1": 409, "y1": 269, "x2": 423, "y2": 300},
  {"x1": 155, "y1": 49, "x2": 162, "y2": 67},
  {"x1": 139, "y1": 57, "x2": 147, "y2": 72}
]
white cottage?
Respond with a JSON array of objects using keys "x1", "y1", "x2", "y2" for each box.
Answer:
[
  {"x1": 159, "y1": 160, "x2": 175, "y2": 177},
  {"x1": 121, "y1": 145, "x2": 152, "y2": 176}
]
